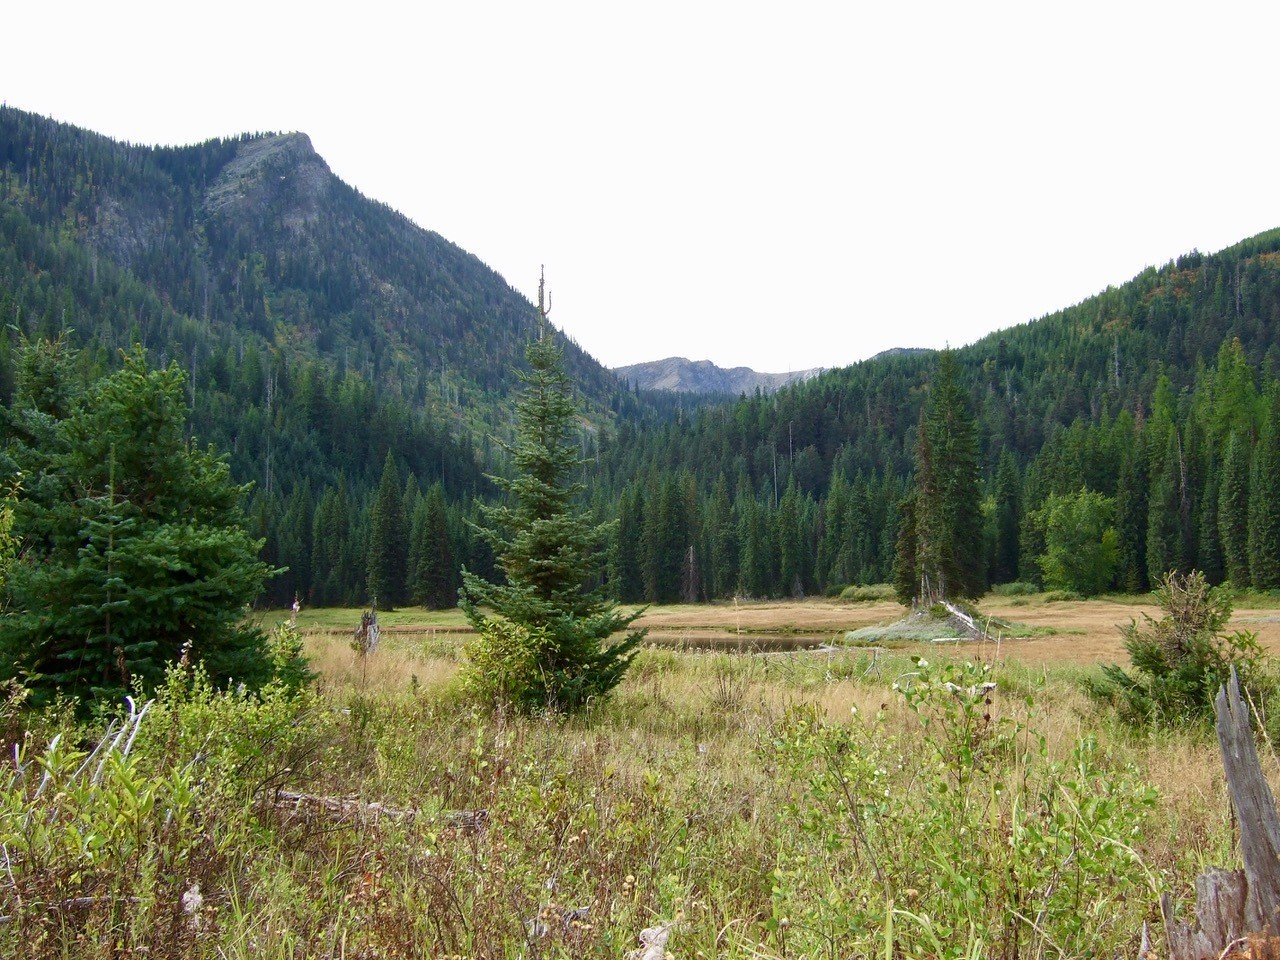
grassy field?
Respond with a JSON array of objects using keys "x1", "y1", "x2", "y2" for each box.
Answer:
[
  {"x1": 9, "y1": 595, "x2": 1272, "y2": 957},
  {"x1": 263, "y1": 591, "x2": 1280, "y2": 663}
]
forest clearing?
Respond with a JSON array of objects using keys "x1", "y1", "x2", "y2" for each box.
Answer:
[{"x1": 271, "y1": 592, "x2": 1280, "y2": 667}]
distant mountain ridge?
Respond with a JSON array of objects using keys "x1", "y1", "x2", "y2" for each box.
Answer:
[{"x1": 614, "y1": 356, "x2": 822, "y2": 394}]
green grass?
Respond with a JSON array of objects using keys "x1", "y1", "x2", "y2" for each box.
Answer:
[{"x1": 253, "y1": 605, "x2": 471, "y2": 631}]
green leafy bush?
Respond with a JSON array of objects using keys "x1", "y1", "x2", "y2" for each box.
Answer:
[
  {"x1": 0, "y1": 660, "x2": 325, "y2": 952},
  {"x1": 1097, "y1": 570, "x2": 1268, "y2": 725}
]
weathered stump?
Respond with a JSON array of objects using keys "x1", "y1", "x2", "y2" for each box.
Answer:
[{"x1": 1163, "y1": 669, "x2": 1280, "y2": 958}]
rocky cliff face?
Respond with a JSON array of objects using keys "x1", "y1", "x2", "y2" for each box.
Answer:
[{"x1": 613, "y1": 357, "x2": 822, "y2": 394}]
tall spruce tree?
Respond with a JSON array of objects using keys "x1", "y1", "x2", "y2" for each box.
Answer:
[
  {"x1": 893, "y1": 351, "x2": 984, "y2": 603},
  {"x1": 1147, "y1": 429, "x2": 1190, "y2": 585},
  {"x1": 460, "y1": 274, "x2": 642, "y2": 712},
  {"x1": 608, "y1": 485, "x2": 645, "y2": 602},
  {"x1": 705, "y1": 475, "x2": 738, "y2": 598},
  {"x1": 991, "y1": 452, "x2": 1021, "y2": 585},
  {"x1": 408, "y1": 484, "x2": 456, "y2": 609},
  {"x1": 1219, "y1": 430, "x2": 1251, "y2": 586},
  {"x1": 1115, "y1": 443, "x2": 1150, "y2": 592},
  {"x1": 367, "y1": 452, "x2": 409, "y2": 608},
  {"x1": 1249, "y1": 390, "x2": 1280, "y2": 589}
]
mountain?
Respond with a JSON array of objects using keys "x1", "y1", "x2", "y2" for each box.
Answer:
[
  {"x1": 614, "y1": 356, "x2": 821, "y2": 394},
  {"x1": 0, "y1": 106, "x2": 655, "y2": 606},
  {"x1": 0, "y1": 108, "x2": 635, "y2": 435}
]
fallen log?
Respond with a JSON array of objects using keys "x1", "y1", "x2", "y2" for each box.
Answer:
[{"x1": 268, "y1": 790, "x2": 488, "y2": 833}]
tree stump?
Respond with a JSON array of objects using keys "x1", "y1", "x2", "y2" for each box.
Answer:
[{"x1": 1163, "y1": 668, "x2": 1280, "y2": 958}]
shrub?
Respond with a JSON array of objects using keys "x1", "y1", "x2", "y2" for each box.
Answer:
[
  {"x1": 991, "y1": 581, "x2": 1039, "y2": 596},
  {"x1": 1097, "y1": 570, "x2": 1268, "y2": 725},
  {"x1": 839, "y1": 583, "x2": 894, "y2": 602}
]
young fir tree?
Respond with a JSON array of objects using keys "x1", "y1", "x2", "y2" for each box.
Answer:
[
  {"x1": 460, "y1": 274, "x2": 643, "y2": 712},
  {"x1": 0, "y1": 345, "x2": 276, "y2": 705},
  {"x1": 366, "y1": 452, "x2": 409, "y2": 608},
  {"x1": 1219, "y1": 430, "x2": 1251, "y2": 587},
  {"x1": 893, "y1": 351, "x2": 984, "y2": 604}
]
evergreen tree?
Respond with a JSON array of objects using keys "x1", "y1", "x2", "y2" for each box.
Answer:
[
  {"x1": 777, "y1": 479, "x2": 805, "y2": 597},
  {"x1": 894, "y1": 351, "x2": 984, "y2": 603},
  {"x1": 1115, "y1": 443, "x2": 1150, "y2": 592},
  {"x1": 1248, "y1": 391, "x2": 1280, "y2": 589},
  {"x1": 817, "y1": 471, "x2": 849, "y2": 590},
  {"x1": 0, "y1": 345, "x2": 275, "y2": 705},
  {"x1": 892, "y1": 494, "x2": 918, "y2": 605},
  {"x1": 608, "y1": 485, "x2": 645, "y2": 602},
  {"x1": 991, "y1": 453, "x2": 1021, "y2": 585},
  {"x1": 705, "y1": 475, "x2": 738, "y2": 598},
  {"x1": 1219, "y1": 430, "x2": 1251, "y2": 586},
  {"x1": 409, "y1": 484, "x2": 456, "y2": 609},
  {"x1": 367, "y1": 452, "x2": 409, "y2": 608},
  {"x1": 1147, "y1": 429, "x2": 1190, "y2": 585},
  {"x1": 460, "y1": 284, "x2": 642, "y2": 712},
  {"x1": 1198, "y1": 467, "x2": 1223, "y2": 585}
]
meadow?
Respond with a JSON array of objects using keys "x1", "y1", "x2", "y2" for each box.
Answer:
[{"x1": 2, "y1": 594, "x2": 1270, "y2": 958}]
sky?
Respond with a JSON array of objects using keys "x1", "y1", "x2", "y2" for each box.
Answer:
[{"x1": 4, "y1": 1, "x2": 1280, "y2": 372}]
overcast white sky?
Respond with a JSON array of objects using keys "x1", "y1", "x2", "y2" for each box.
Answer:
[{"x1": 4, "y1": 2, "x2": 1280, "y2": 371}]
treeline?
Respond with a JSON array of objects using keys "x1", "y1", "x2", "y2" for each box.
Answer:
[
  {"x1": 1015, "y1": 336, "x2": 1280, "y2": 594},
  {"x1": 590, "y1": 231, "x2": 1280, "y2": 602}
]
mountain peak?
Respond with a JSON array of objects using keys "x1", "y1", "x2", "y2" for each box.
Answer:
[
  {"x1": 204, "y1": 131, "x2": 330, "y2": 220},
  {"x1": 614, "y1": 356, "x2": 822, "y2": 394}
]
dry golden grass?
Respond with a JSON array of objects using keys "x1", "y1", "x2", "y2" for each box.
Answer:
[
  {"x1": 303, "y1": 630, "x2": 458, "y2": 695},
  {"x1": 285, "y1": 596, "x2": 1280, "y2": 667}
]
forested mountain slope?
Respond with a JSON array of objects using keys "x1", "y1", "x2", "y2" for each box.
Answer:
[
  {"x1": 0, "y1": 107, "x2": 656, "y2": 605},
  {"x1": 594, "y1": 231, "x2": 1280, "y2": 601}
]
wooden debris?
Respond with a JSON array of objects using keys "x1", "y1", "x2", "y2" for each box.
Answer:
[
  {"x1": 1162, "y1": 669, "x2": 1280, "y2": 958},
  {"x1": 626, "y1": 921, "x2": 675, "y2": 960},
  {"x1": 268, "y1": 790, "x2": 488, "y2": 833}
]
